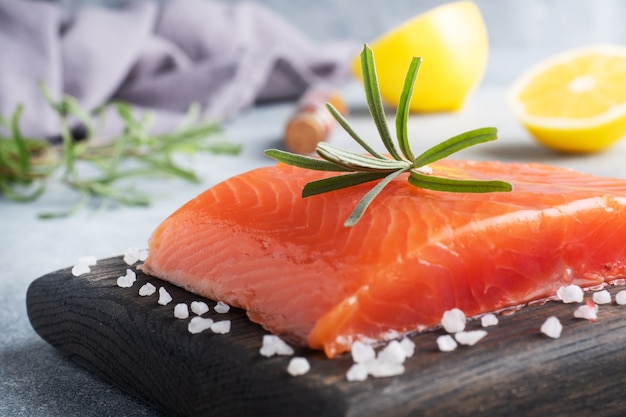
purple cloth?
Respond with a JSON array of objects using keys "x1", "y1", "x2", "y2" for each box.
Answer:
[{"x1": 0, "y1": 0, "x2": 358, "y2": 138}]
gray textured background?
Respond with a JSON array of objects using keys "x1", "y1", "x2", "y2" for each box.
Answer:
[{"x1": 49, "y1": 0, "x2": 626, "y2": 84}]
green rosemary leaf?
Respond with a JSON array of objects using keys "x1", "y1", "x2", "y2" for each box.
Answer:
[
  {"x1": 396, "y1": 57, "x2": 421, "y2": 161},
  {"x1": 326, "y1": 103, "x2": 386, "y2": 159},
  {"x1": 302, "y1": 171, "x2": 388, "y2": 197},
  {"x1": 316, "y1": 142, "x2": 408, "y2": 172},
  {"x1": 361, "y1": 45, "x2": 402, "y2": 161},
  {"x1": 264, "y1": 149, "x2": 352, "y2": 172},
  {"x1": 408, "y1": 171, "x2": 513, "y2": 193},
  {"x1": 345, "y1": 168, "x2": 410, "y2": 227},
  {"x1": 412, "y1": 127, "x2": 498, "y2": 168},
  {"x1": 10, "y1": 104, "x2": 30, "y2": 174}
]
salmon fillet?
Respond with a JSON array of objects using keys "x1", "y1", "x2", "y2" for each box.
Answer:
[{"x1": 141, "y1": 160, "x2": 626, "y2": 357}]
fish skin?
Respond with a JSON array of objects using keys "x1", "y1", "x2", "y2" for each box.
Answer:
[{"x1": 141, "y1": 160, "x2": 626, "y2": 357}]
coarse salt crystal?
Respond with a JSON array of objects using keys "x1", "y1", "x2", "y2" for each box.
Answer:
[
  {"x1": 377, "y1": 340, "x2": 407, "y2": 364},
  {"x1": 481, "y1": 313, "x2": 499, "y2": 327},
  {"x1": 158, "y1": 287, "x2": 172, "y2": 305},
  {"x1": 365, "y1": 359, "x2": 405, "y2": 378},
  {"x1": 556, "y1": 285, "x2": 583, "y2": 303},
  {"x1": 441, "y1": 308, "x2": 466, "y2": 333},
  {"x1": 138, "y1": 282, "x2": 156, "y2": 296},
  {"x1": 437, "y1": 335, "x2": 458, "y2": 352},
  {"x1": 287, "y1": 357, "x2": 311, "y2": 376},
  {"x1": 399, "y1": 337, "x2": 415, "y2": 358},
  {"x1": 116, "y1": 269, "x2": 136, "y2": 288},
  {"x1": 190, "y1": 301, "x2": 210, "y2": 316},
  {"x1": 616, "y1": 290, "x2": 626, "y2": 306},
  {"x1": 592, "y1": 290, "x2": 612, "y2": 305},
  {"x1": 351, "y1": 341, "x2": 376, "y2": 363},
  {"x1": 573, "y1": 301, "x2": 598, "y2": 321},
  {"x1": 71, "y1": 263, "x2": 91, "y2": 277},
  {"x1": 174, "y1": 303, "x2": 189, "y2": 319},
  {"x1": 188, "y1": 316, "x2": 213, "y2": 334},
  {"x1": 211, "y1": 320, "x2": 231, "y2": 334},
  {"x1": 78, "y1": 256, "x2": 97, "y2": 266},
  {"x1": 214, "y1": 301, "x2": 230, "y2": 314},
  {"x1": 123, "y1": 247, "x2": 141, "y2": 265},
  {"x1": 346, "y1": 363, "x2": 368, "y2": 382},
  {"x1": 540, "y1": 316, "x2": 562, "y2": 339},
  {"x1": 454, "y1": 330, "x2": 487, "y2": 346},
  {"x1": 259, "y1": 335, "x2": 294, "y2": 357}
]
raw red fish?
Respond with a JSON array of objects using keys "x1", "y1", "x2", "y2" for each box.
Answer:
[{"x1": 141, "y1": 160, "x2": 626, "y2": 357}]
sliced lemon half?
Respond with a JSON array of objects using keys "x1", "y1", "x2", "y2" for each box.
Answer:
[
  {"x1": 352, "y1": 1, "x2": 489, "y2": 112},
  {"x1": 508, "y1": 45, "x2": 626, "y2": 153}
]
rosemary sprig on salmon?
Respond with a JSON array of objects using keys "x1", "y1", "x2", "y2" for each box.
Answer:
[{"x1": 265, "y1": 45, "x2": 512, "y2": 227}]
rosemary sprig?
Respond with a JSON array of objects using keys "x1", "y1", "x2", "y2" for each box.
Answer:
[
  {"x1": 0, "y1": 88, "x2": 241, "y2": 218},
  {"x1": 265, "y1": 44, "x2": 512, "y2": 227}
]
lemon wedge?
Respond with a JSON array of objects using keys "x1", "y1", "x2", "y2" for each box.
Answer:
[
  {"x1": 508, "y1": 45, "x2": 626, "y2": 153},
  {"x1": 352, "y1": 1, "x2": 488, "y2": 112}
]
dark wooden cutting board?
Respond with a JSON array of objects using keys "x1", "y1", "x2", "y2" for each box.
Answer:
[{"x1": 26, "y1": 256, "x2": 626, "y2": 417}]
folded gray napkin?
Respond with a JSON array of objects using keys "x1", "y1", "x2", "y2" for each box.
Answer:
[{"x1": 0, "y1": 0, "x2": 358, "y2": 139}]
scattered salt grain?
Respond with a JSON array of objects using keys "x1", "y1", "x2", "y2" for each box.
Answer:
[
  {"x1": 399, "y1": 337, "x2": 416, "y2": 358},
  {"x1": 346, "y1": 363, "x2": 368, "y2": 382},
  {"x1": 158, "y1": 287, "x2": 173, "y2": 305},
  {"x1": 259, "y1": 335, "x2": 294, "y2": 357},
  {"x1": 540, "y1": 316, "x2": 562, "y2": 339},
  {"x1": 365, "y1": 358, "x2": 405, "y2": 378},
  {"x1": 377, "y1": 340, "x2": 407, "y2": 364},
  {"x1": 190, "y1": 301, "x2": 210, "y2": 316},
  {"x1": 287, "y1": 357, "x2": 311, "y2": 376},
  {"x1": 441, "y1": 308, "x2": 466, "y2": 333},
  {"x1": 214, "y1": 301, "x2": 230, "y2": 314},
  {"x1": 123, "y1": 247, "x2": 149, "y2": 266},
  {"x1": 211, "y1": 320, "x2": 231, "y2": 334},
  {"x1": 188, "y1": 316, "x2": 213, "y2": 334},
  {"x1": 573, "y1": 301, "x2": 598, "y2": 321},
  {"x1": 174, "y1": 303, "x2": 189, "y2": 319},
  {"x1": 138, "y1": 282, "x2": 156, "y2": 296},
  {"x1": 556, "y1": 285, "x2": 584, "y2": 303},
  {"x1": 592, "y1": 290, "x2": 612, "y2": 305},
  {"x1": 454, "y1": 330, "x2": 487, "y2": 346},
  {"x1": 116, "y1": 269, "x2": 136, "y2": 288},
  {"x1": 351, "y1": 341, "x2": 376, "y2": 363},
  {"x1": 71, "y1": 263, "x2": 91, "y2": 277},
  {"x1": 616, "y1": 290, "x2": 626, "y2": 306},
  {"x1": 481, "y1": 313, "x2": 499, "y2": 327},
  {"x1": 437, "y1": 335, "x2": 458, "y2": 352}
]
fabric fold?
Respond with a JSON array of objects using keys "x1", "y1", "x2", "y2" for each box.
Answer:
[{"x1": 0, "y1": 0, "x2": 359, "y2": 139}]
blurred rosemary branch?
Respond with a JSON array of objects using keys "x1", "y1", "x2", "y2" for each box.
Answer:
[{"x1": 0, "y1": 85, "x2": 241, "y2": 218}]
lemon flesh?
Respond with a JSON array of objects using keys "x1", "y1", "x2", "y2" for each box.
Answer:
[
  {"x1": 508, "y1": 45, "x2": 626, "y2": 153},
  {"x1": 353, "y1": 1, "x2": 488, "y2": 112}
]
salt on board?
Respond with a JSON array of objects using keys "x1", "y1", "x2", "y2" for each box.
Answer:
[
  {"x1": 540, "y1": 316, "x2": 563, "y2": 339},
  {"x1": 158, "y1": 287, "x2": 173, "y2": 305},
  {"x1": 138, "y1": 282, "x2": 157, "y2": 296},
  {"x1": 190, "y1": 301, "x2": 210, "y2": 316},
  {"x1": 210, "y1": 320, "x2": 231, "y2": 334},
  {"x1": 616, "y1": 290, "x2": 626, "y2": 305},
  {"x1": 441, "y1": 308, "x2": 466, "y2": 333},
  {"x1": 116, "y1": 269, "x2": 136, "y2": 288},
  {"x1": 259, "y1": 335, "x2": 295, "y2": 357},
  {"x1": 174, "y1": 303, "x2": 189, "y2": 319},
  {"x1": 287, "y1": 357, "x2": 311, "y2": 376},
  {"x1": 556, "y1": 285, "x2": 584, "y2": 303},
  {"x1": 454, "y1": 330, "x2": 487, "y2": 346},
  {"x1": 188, "y1": 316, "x2": 213, "y2": 334},
  {"x1": 437, "y1": 335, "x2": 458, "y2": 352},
  {"x1": 214, "y1": 301, "x2": 231, "y2": 314},
  {"x1": 592, "y1": 290, "x2": 612, "y2": 305}
]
